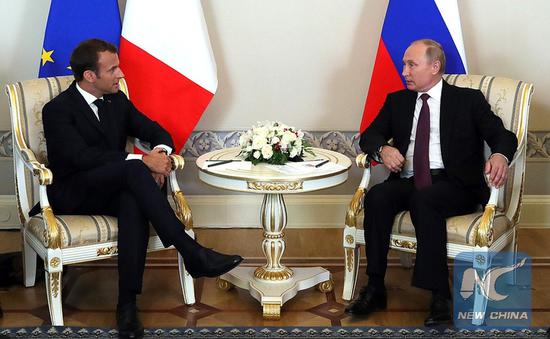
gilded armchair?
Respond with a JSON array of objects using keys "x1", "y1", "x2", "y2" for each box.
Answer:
[
  {"x1": 342, "y1": 74, "x2": 533, "y2": 325},
  {"x1": 5, "y1": 75, "x2": 196, "y2": 326}
]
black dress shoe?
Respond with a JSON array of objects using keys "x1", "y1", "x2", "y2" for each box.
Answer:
[
  {"x1": 344, "y1": 285, "x2": 387, "y2": 316},
  {"x1": 117, "y1": 303, "x2": 144, "y2": 339},
  {"x1": 424, "y1": 294, "x2": 452, "y2": 327},
  {"x1": 185, "y1": 247, "x2": 243, "y2": 278}
]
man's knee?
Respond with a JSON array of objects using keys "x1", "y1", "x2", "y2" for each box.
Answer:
[
  {"x1": 409, "y1": 190, "x2": 438, "y2": 213},
  {"x1": 364, "y1": 183, "x2": 394, "y2": 210},
  {"x1": 123, "y1": 159, "x2": 150, "y2": 175}
]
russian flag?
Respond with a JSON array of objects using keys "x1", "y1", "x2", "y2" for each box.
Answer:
[
  {"x1": 360, "y1": 0, "x2": 468, "y2": 132},
  {"x1": 119, "y1": 0, "x2": 218, "y2": 153}
]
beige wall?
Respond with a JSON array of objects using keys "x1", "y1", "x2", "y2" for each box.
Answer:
[
  {"x1": 0, "y1": 0, "x2": 549, "y2": 196},
  {"x1": 1, "y1": 0, "x2": 549, "y2": 131}
]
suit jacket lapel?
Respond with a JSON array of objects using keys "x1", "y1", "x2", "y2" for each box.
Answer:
[
  {"x1": 439, "y1": 80, "x2": 458, "y2": 161},
  {"x1": 401, "y1": 90, "x2": 417, "y2": 155},
  {"x1": 67, "y1": 82, "x2": 106, "y2": 136}
]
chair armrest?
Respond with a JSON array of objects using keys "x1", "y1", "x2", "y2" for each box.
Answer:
[
  {"x1": 16, "y1": 147, "x2": 61, "y2": 249},
  {"x1": 345, "y1": 154, "x2": 372, "y2": 228},
  {"x1": 168, "y1": 154, "x2": 193, "y2": 230},
  {"x1": 19, "y1": 148, "x2": 53, "y2": 185}
]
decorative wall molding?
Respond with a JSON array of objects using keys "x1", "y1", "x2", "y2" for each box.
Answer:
[
  {"x1": 1, "y1": 129, "x2": 548, "y2": 161},
  {"x1": 1, "y1": 194, "x2": 549, "y2": 230},
  {"x1": 0, "y1": 195, "x2": 20, "y2": 229},
  {"x1": 527, "y1": 131, "x2": 550, "y2": 161}
]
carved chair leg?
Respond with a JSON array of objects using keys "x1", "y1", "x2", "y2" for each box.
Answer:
[
  {"x1": 471, "y1": 250, "x2": 492, "y2": 326},
  {"x1": 178, "y1": 253, "x2": 196, "y2": 305},
  {"x1": 342, "y1": 246, "x2": 361, "y2": 301},
  {"x1": 45, "y1": 269, "x2": 63, "y2": 326},
  {"x1": 503, "y1": 235, "x2": 518, "y2": 285},
  {"x1": 22, "y1": 234, "x2": 37, "y2": 287},
  {"x1": 398, "y1": 252, "x2": 414, "y2": 269}
]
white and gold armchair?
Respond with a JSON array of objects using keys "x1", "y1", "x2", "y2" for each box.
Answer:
[
  {"x1": 342, "y1": 75, "x2": 533, "y2": 325},
  {"x1": 5, "y1": 75, "x2": 196, "y2": 326}
]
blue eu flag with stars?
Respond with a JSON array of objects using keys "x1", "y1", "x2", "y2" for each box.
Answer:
[{"x1": 39, "y1": 0, "x2": 121, "y2": 77}]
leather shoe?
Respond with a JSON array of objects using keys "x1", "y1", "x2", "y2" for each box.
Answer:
[
  {"x1": 186, "y1": 247, "x2": 243, "y2": 278},
  {"x1": 344, "y1": 284, "x2": 387, "y2": 316},
  {"x1": 116, "y1": 303, "x2": 144, "y2": 339},
  {"x1": 424, "y1": 294, "x2": 452, "y2": 327}
]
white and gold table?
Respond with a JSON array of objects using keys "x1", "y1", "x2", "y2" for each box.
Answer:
[{"x1": 196, "y1": 147, "x2": 352, "y2": 319}]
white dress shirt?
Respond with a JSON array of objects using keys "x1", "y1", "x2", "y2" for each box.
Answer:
[
  {"x1": 75, "y1": 83, "x2": 172, "y2": 160},
  {"x1": 401, "y1": 79, "x2": 444, "y2": 178}
]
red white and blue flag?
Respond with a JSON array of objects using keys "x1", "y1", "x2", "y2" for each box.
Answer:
[
  {"x1": 119, "y1": 0, "x2": 218, "y2": 153},
  {"x1": 360, "y1": 0, "x2": 468, "y2": 132}
]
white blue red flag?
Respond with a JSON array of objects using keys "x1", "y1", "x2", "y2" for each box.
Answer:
[
  {"x1": 360, "y1": 0, "x2": 468, "y2": 132},
  {"x1": 119, "y1": 0, "x2": 218, "y2": 153}
]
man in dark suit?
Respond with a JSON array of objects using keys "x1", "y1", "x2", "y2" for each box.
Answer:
[
  {"x1": 40, "y1": 39, "x2": 242, "y2": 338},
  {"x1": 344, "y1": 39, "x2": 517, "y2": 326}
]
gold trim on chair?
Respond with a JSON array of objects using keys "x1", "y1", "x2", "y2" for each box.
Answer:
[
  {"x1": 42, "y1": 206, "x2": 61, "y2": 249},
  {"x1": 475, "y1": 204, "x2": 496, "y2": 247},
  {"x1": 172, "y1": 191, "x2": 193, "y2": 230},
  {"x1": 345, "y1": 188, "x2": 364, "y2": 227}
]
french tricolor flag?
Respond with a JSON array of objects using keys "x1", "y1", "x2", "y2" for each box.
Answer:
[
  {"x1": 360, "y1": 0, "x2": 468, "y2": 132},
  {"x1": 119, "y1": 0, "x2": 217, "y2": 153}
]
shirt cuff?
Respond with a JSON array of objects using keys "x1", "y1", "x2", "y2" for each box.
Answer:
[
  {"x1": 126, "y1": 153, "x2": 143, "y2": 161},
  {"x1": 153, "y1": 144, "x2": 172, "y2": 155},
  {"x1": 490, "y1": 153, "x2": 509, "y2": 164}
]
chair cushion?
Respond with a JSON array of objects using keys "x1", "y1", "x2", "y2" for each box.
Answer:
[
  {"x1": 357, "y1": 210, "x2": 511, "y2": 246},
  {"x1": 27, "y1": 214, "x2": 156, "y2": 248}
]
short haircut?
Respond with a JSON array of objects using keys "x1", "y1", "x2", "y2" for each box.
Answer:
[
  {"x1": 70, "y1": 39, "x2": 118, "y2": 81},
  {"x1": 411, "y1": 39, "x2": 446, "y2": 74}
]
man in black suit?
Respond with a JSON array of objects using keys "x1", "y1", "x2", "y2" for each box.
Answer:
[
  {"x1": 41, "y1": 39, "x2": 242, "y2": 338},
  {"x1": 344, "y1": 39, "x2": 517, "y2": 326}
]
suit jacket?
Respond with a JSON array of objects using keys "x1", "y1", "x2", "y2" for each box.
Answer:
[
  {"x1": 359, "y1": 80, "x2": 518, "y2": 203},
  {"x1": 41, "y1": 81, "x2": 174, "y2": 212}
]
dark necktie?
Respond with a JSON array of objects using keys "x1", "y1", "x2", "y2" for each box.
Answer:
[
  {"x1": 413, "y1": 93, "x2": 431, "y2": 189},
  {"x1": 93, "y1": 98, "x2": 107, "y2": 126}
]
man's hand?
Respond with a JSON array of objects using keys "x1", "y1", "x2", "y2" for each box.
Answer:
[
  {"x1": 143, "y1": 148, "x2": 171, "y2": 176},
  {"x1": 485, "y1": 154, "x2": 509, "y2": 188},
  {"x1": 151, "y1": 172, "x2": 166, "y2": 187},
  {"x1": 379, "y1": 145, "x2": 405, "y2": 173}
]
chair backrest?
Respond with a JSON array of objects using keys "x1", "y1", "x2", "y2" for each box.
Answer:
[
  {"x1": 5, "y1": 76, "x2": 129, "y2": 220},
  {"x1": 443, "y1": 74, "x2": 533, "y2": 224}
]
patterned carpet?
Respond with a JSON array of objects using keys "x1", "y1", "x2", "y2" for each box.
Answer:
[{"x1": 0, "y1": 326, "x2": 548, "y2": 338}]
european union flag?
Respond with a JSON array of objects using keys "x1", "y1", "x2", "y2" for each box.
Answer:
[{"x1": 39, "y1": 0, "x2": 121, "y2": 77}]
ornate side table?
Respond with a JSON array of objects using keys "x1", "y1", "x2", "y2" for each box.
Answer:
[{"x1": 196, "y1": 147, "x2": 351, "y2": 319}]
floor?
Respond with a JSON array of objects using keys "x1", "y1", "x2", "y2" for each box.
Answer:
[{"x1": 0, "y1": 228, "x2": 549, "y2": 328}]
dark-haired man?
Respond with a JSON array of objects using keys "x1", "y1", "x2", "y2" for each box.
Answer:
[
  {"x1": 40, "y1": 39, "x2": 242, "y2": 338},
  {"x1": 345, "y1": 39, "x2": 517, "y2": 326}
]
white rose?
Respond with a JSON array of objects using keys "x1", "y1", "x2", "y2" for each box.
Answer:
[
  {"x1": 239, "y1": 134, "x2": 250, "y2": 147},
  {"x1": 252, "y1": 136, "x2": 267, "y2": 150},
  {"x1": 290, "y1": 147, "x2": 299, "y2": 158},
  {"x1": 271, "y1": 136, "x2": 280, "y2": 144},
  {"x1": 253, "y1": 150, "x2": 261, "y2": 159},
  {"x1": 261, "y1": 145, "x2": 273, "y2": 159}
]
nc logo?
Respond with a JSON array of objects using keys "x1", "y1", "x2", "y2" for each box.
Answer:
[{"x1": 459, "y1": 258, "x2": 526, "y2": 302}]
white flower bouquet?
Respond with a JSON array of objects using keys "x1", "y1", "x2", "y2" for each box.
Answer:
[{"x1": 238, "y1": 121, "x2": 314, "y2": 165}]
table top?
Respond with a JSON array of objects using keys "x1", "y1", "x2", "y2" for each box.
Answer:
[{"x1": 196, "y1": 147, "x2": 352, "y2": 194}]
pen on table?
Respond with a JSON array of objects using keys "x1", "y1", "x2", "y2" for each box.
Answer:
[
  {"x1": 314, "y1": 159, "x2": 330, "y2": 168},
  {"x1": 207, "y1": 159, "x2": 240, "y2": 167}
]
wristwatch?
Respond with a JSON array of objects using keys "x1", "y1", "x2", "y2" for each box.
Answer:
[{"x1": 374, "y1": 145, "x2": 385, "y2": 163}]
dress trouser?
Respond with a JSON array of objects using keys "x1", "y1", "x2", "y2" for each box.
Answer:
[
  {"x1": 364, "y1": 173, "x2": 479, "y2": 293},
  {"x1": 50, "y1": 160, "x2": 201, "y2": 298}
]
